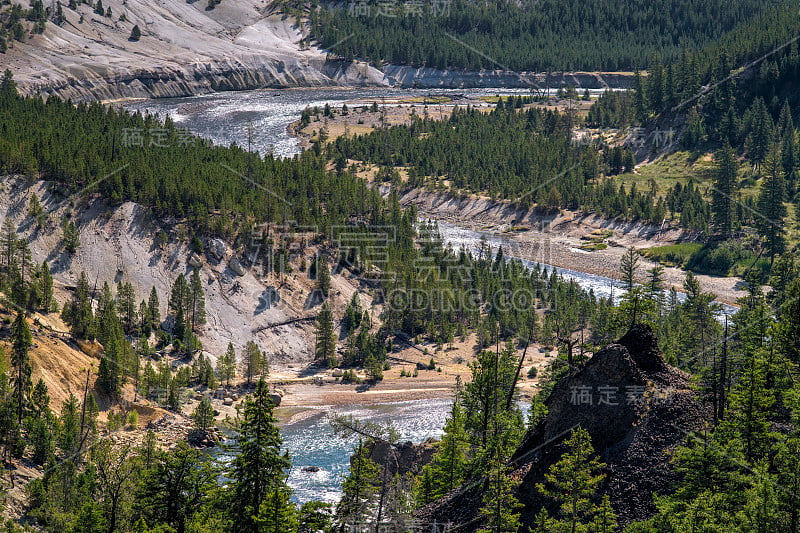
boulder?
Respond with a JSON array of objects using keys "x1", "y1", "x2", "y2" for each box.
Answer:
[
  {"x1": 188, "y1": 253, "x2": 202, "y2": 268},
  {"x1": 229, "y1": 257, "x2": 246, "y2": 276},
  {"x1": 188, "y1": 428, "x2": 219, "y2": 448},
  {"x1": 208, "y1": 238, "x2": 227, "y2": 261}
]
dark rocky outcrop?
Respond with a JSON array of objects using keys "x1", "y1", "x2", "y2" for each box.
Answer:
[
  {"x1": 364, "y1": 438, "x2": 437, "y2": 479},
  {"x1": 417, "y1": 324, "x2": 712, "y2": 530}
]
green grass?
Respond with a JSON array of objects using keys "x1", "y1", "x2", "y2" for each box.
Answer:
[
  {"x1": 615, "y1": 150, "x2": 752, "y2": 199},
  {"x1": 642, "y1": 242, "x2": 704, "y2": 267},
  {"x1": 644, "y1": 240, "x2": 770, "y2": 278}
]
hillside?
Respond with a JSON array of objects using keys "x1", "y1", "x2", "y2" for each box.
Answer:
[
  {"x1": 307, "y1": 0, "x2": 786, "y2": 71},
  {"x1": 0, "y1": 177, "x2": 368, "y2": 362},
  {"x1": 0, "y1": 0, "x2": 386, "y2": 101},
  {"x1": 417, "y1": 325, "x2": 713, "y2": 528}
]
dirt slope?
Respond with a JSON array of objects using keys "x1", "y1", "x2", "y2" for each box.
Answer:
[
  {"x1": 0, "y1": 0, "x2": 387, "y2": 101},
  {"x1": 0, "y1": 176, "x2": 369, "y2": 368}
]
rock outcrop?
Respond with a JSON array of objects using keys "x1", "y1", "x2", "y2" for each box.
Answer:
[
  {"x1": 383, "y1": 66, "x2": 634, "y2": 89},
  {"x1": 365, "y1": 438, "x2": 437, "y2": 479},
  {"x1": 418, "y1": 325, "x2": 712, "y2": 529},
  {"x1": 4, "y1": 1, "x2": 388, "y2": 102},
  {"x1": 2, "y1": 0, "x2": 634, "y2": 102}
]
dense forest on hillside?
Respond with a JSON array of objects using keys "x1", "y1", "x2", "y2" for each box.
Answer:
[
  {"x1": 2, "y1": 1, "x2": 800, "y2": 527},
  {"x1": 327, "y1": 102, "x2": 676, "y2": 224},
  {"x1": 303, "y1": 0, "x2": 786, "y2": 72},
  {"x1": 0, "y1": 72, "x2": 398, "y2": 242},
  {"x1": 323, "y1": 4, "x2": 800, "y2": 275}
]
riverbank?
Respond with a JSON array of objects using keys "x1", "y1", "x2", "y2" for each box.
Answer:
[
  {"x1": 403, "y1": 189, "x2": 746, "y2": 305},
  {"x1": 2, "y1": 0, "x2": 635, "y2": 103},
  {"x1": 271, "y1": 331, "x2": 546, "y2": 412}
]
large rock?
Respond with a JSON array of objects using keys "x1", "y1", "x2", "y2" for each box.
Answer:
[
  {"x1": 363, "y1": 438, "x2": 437, "y2": 479},
  {"x1": 229, "y1": 257, "x2": 246, "y2": 276},
  {"x1": 418, "y1": 324, "x2": 712, "y2": 529},
  {"x1": 208, "y1": 238, "x2": 227, "y2": 261}
]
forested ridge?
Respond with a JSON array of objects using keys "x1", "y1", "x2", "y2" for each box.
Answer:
[
  {"x1": 1, "y1": 3, "x2": 800, "y2": 526},
  {"x1": 302, "y1": 0, "x2": 787, "y2": 72}
]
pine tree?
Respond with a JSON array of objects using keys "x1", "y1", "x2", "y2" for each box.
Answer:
[
  {"x1": 229, "y1": 379, "x2": 292, "y2": 533},
  {"x1": 620, "y1": 246, "x2": 639, "y2": 292},
  {"x1": 1, "y1": 217, "x2": 17, "y2": 282},
  {"x1": 28, "y1": 193, "x2": 45, "y2": 228},
  {"x1": 592, "y1": 494, "x2": 618, "y2": 533},
  {"x1": 117, "y1": 281, "x2": 136, "y2": 334},
  {"x1": 169, "y1": 274, "x2": 190, "y2": 320},
  {"x1": 646, "y1": 265, "x2": 665, "y2": 306},
  {"x1": 748, "y1": 97, "x2": 775, "y2": 167},
  {"x1": 711, "y1": 142, "x2": 739, "y2": 237},
  {"x1": 63, "y1": 219, "x2": 80, "y2": 253},
  {"x1": 336, "y1": 439, "x2": 381, "y2": 530},
  {"x1": 416, "y1": 396, "x2": 469, "y2": 505},
  {"x1": 255, "y1": 487, "x2": 298, "y2": 533},
  {"x1": 633, "y1": 70, "x2": 647, "y2": 121},
  {"x1": 188, "y1": 268, "x2": 206, "y2": 331},
  {"x1": 147, "y1": 286, "x2": 160, "y2": 333},
  {"x1": 38, "y1": 260, "x2": 54, "y2": 312},
  {"x1": 242, "y1": 341, "x2": 264, "y2": 385},
  {"x1": 343, "y1": 292, "x2": 363, "y2": 335},
  {"x1": 647, "y1": 59, "x2": 665, "y2": 112},
  {"x1": 137, "y1": 443, "x2": 217, "y2": 533},
  {"x1": 192, "y1": 396, "x2": 215, "y2": 432},
  {"x1": 316, "y1": 256, "x2": 331, "y2": 298},
  {"x1": 11, "y1": 311, "x2": 32, "y2": 424},
  {"x1": 315, "y1": 302, "x2": 337, "y2": 367},
  {"x1": 53, "y1": 1, "x2": 64, "y2": 25},
  {"x1": 217, "y1": 341, "x2": 237, "y2": 386},
  {"x1": 756, "y1": 145, "x2": 787, "y2": 258},
  {"x1": 537, "y1": 427, "x2": 606, "y2": 531},
  {"x1": 129, "y1": 24, "x2": 141, "y2": 41},
  {"x1": 98, "y1": 334, "x2": 122, "y2": 398}
]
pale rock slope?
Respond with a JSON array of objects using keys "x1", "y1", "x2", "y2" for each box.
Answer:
[
  {"x1": 1, "y1": 0, "x2": 387, "y2": 101},
  {"x1": 1, "y1": 177, "x2": 368, "y2": 366}
]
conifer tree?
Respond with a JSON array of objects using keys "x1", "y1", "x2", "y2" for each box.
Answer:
[
  {"x1": 137, "y1": 443, "x2": 217, "y2": 533},
  {"x1": 316, "y1": 256, "x2": 331, "y2": 298},
  {"x1": 188, "y1": 268, "x2": 206, "y2": 331},
  {"x1": 129, "y1": 25, "x2": 141, "y2": 41},
  {"x1": 147, "y1": 286, "x2": 160, "y2": 333},
  {"x1": 217, "y1": 341, "x2": 237, "y2": 386},
  {"x1": 63, "y1": 219, "x2": 80, "y2": 253},
  {"x1": 748, "y1": 97, "x2": 774, "y2": 167},
  {"x1": 229, "y1": 379, "x2": 292, "y2": 533},
  {"x1": 620, "y1": 247, "x2": 639, "y2": 292},
  {"x1": 192, "y1": 396, "x2": 215, "y2": 433},
  {"x1": 11, "y1": 312, "x2": 32, "y2": 424},
  {"x1": 315, "y1": 302, "x2": 336, "y2": 367},
  {"x1": 537, "y1": 427, "x2": 606, "y2": 531},
  {"x1": 255, "y1": 487, "x2": 298, "y2": 533},
  {"x1": 711, "y1": 142, "x2": 739, "y2": 237},
  {"x1": 117, "y1": 281, "x2": 136, "y2": 334},
  {"x1": 416, "y1": 393, "x2": 469, "y2": 505},
  {"x1": 336, "y1": 439, "x2": 381, "y2": 530},
  {"x1": 242, "y1": 340, "x2": 265, "y2": 385},
  {"x1": 756, "y1": 145, "x2": 787, "y2": 258}
]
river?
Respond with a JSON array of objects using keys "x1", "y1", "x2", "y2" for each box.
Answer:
[{"x1": 123, "y1": 87, "x2": 731, "y2": 503}]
